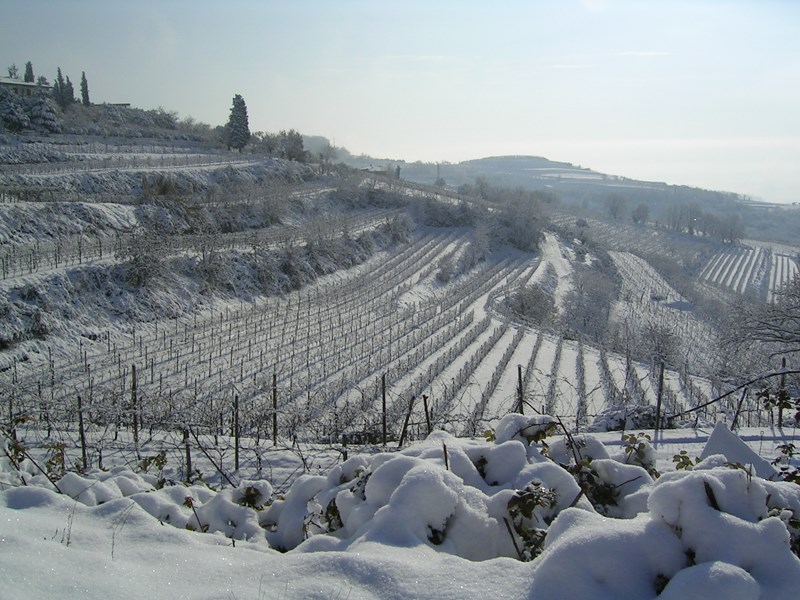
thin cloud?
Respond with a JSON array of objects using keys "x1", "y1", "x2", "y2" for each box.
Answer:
[
  {"x1": 545, "y1": 64, "x2": 593, "y2": 70},
  {"x1": 382, "y1": 54, "x2": 453, "y2": 63},
  {"x1": 617, "y1": 51, "x2": 672, "y2": 57}
]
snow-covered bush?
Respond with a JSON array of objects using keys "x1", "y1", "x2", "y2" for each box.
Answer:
[
  {"x1": 0, "y1": 91, "x2": 30, "y2": 132},
  {"x1": 588, "y1": 403, "x2": 663, "y2": 432},
  {"x1": 3, "y1": 417, "x2": 800, "y2": 597},
  {"x1": 26, "y1": 94, "x2": 61, "y2": 132},
  {"x1": 0, "y1": 89, "x2": 61, "y2": 133}
]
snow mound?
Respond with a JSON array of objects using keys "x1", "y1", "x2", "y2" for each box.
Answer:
[{"x1": 2, "y1": 421, "x2": 800, "y2": 597}]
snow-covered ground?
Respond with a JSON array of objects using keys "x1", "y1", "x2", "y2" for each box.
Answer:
[
  {"x1": 3, "y1": 421, "x2": 800, "y2": 599},
  {"x1": 3, "y1": 137, "x2": 798, "y2": 597}
]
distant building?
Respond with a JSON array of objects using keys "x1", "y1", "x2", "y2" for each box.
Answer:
[
  {"x1": 361, "y1": 164, "x2": 401, "y2": 179},
  {"x1": 0, "y1": 76, "x2": 51, "y2": 97}
]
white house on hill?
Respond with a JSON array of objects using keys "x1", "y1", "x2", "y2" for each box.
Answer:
[{"x1": 0, "y1": 77, "x2": 51, "y2": 97}]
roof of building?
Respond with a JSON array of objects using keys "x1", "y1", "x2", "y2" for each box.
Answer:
[{"x1": 0, "y1": 76, "x2": 52, "y2": 89}]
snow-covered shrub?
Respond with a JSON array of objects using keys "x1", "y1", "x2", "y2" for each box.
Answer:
[
  {"x1": 547, "y1": 432, "x2": 654, "y2": 517},
  {"x1": 25, "y1": 94, "x2": 61, "y2": 133},
  {"x1": 4, "y1": 414, "x2": 800, "y2": 596},
  {"x1": 617, "y1": 431, "x2": 659, "y2": 476},
  {"x1": 506, "y1": 282, "x2": 555, "y2": 326},
  {"x1": 527, "y1": 461, "x2": 800, "y2": 598},
  {"x1": 0, "y1": 92, "x2": 30, "y2": 132},
  {"x1": 588, "y1": 403, "x2": 662, "y2": 432},
  {"x1": 115, "y1": 228, "x2": 166, "y2": 286},
  {"x1": 530, "y1": 508, "x2": 686, "y2": 598},
  {"x1": 494, "y1": 413, "x2": 558, "y2": 449},
  {"x1": 650, "y1": 465, "x2": 800, "y2": 597},
  {"x1": 0, "y1": 89, "x2": 61, "y2": 133}
]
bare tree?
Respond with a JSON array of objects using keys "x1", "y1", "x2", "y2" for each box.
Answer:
[
  {"x1": 605, "y1": 193, "x2": 627, "y2": 220},
  {"x1": 631, "y1": 203, "x2": 649, "y2": 224},
  {"x1": 731, "y1": 275, "x2": 800, "y2": 358},
  {"x1": 641, "y1": 322, "x2": 679, "y2": 367}
]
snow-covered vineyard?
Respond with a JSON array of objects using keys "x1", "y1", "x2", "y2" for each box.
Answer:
[
  {"x1": 699, "y1": 242, "x2": 798, "y2": 303},
  {"x1": 2, "y1": 136, "x2": 800, "y2": 599},
  {"x1": 3, "y1": 224, "x2": 739, "y2": 463}
]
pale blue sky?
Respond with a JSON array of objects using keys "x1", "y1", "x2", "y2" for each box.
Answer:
[{"x1": 3, "y1": 0, "x2": 799, "y2": 203}]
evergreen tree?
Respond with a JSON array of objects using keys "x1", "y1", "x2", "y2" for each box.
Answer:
[
  {"x1": 64, "y1": 76, "x2": 75, "y2": 106},
  {"x1": 52, "y1": 68, "x2": 66, "y2": 109},
  {"x1": 0, "y1": 89, "x2": 30, "y2": 132},
  {"x1": 279, "y1": 129, "x2": 306, "y2": 162},
  {"x1": 226, "y1": 94, "x2": 250, "y2": 151},
  {"x1": 27, "y1": 93, "x2": 61, "y2": 132},
  {"x1": 80, "y1": 71, "x2": 90, "y2": 106},
  {"x1": 23, "y1": 61, "x2": 34, "y2": 83}
]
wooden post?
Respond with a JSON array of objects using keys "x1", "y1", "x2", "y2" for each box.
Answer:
[
  {"x1": 398, "y1": 396, "x2": 416, "y2": 448},
  {"x1": 7, "y1": 377, "x2": 12, "y2": 431},
  {"x1": 730, "y1": 388, "x2": 749, "y2": 431},
  {"x1": 131, "y1": 364, "x2": 139, "y2": 450},
  {"x1": 184, "y1": 427, "x2": 192, "y2": 482},
  {"x1": 234, "y1": 394, "x2": 240, "y2": 471},
  {"x1": 779, "y1": 357, "x2": 787, "y2": 426},
  {"x1": 382, "y1": 373, "x2": 387, "y2": 447},
  {"x1": 655, "y1": 361, "x2": 665, "y2": 435},
  {"x1": 77, "y1": 395, "x2": 88, "y2": 470},
  {"x1": 272, "y1": 372, "x2": 278, "y2": 447},
  {"x1": 422, "y1": 394, "x2": 432, "y2": 436},
  {"x1": 517, "y1": 364, "x2": 524, "y2": 415}
]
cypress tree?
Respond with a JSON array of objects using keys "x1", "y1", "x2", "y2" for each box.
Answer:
[
  {"x1": 226, "y1": 94, "x2": 250, "y2": 152},
  {"x1": 80, "y1": 71, "x2": 90, "y2": 106},
  {"x1": 24, "y1": 61, "x2": 34, "y2": 83},
  {"x1": 53, "y1": 68, "x2": 66, "y2": 109},
  {"x1": 64, "y1": 76, "x2": 75, "y2": 106}
]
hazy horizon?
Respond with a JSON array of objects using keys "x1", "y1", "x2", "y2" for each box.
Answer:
[{"x1": 3, "y1": 0, "x2": 799, "y2": 204}]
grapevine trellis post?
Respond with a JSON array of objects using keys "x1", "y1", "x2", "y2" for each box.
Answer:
[
  {"x1": 655, "y1": 361, "x2": 665, "y2": 434},
  {"x1": 382, "y1": 373, "x2": 387, "y2": 447},
  {"x1": 77, "y1": 395, "x2": 88, "y2": 469},
  {"x1": 423, "y1": 394, "x2": 432, "y2": 435},
  {"x1": 234, "y1": 394, "x2": 240, "y2": 471},
  {"x1": 398, "y1": 395, "x2": 416, "y2": 447},
  {"x1": 272, "y1": 372, "x2": 277, "y2": 447},
  {"x1": 730, "y1": 388, "x2": 749, "y2": 430},
  {"x1": 183, "y1": 427, "x2": 192, "y2": 483},
  {"x1": 779, "y1": 357, "x2": 787, "y2": 425},
  {"x1": 517, "y1": 364, "x2": 524, "y2": 415},
  {"x1": 131, "y1": 364, "x2": 139, "y2": 452}
]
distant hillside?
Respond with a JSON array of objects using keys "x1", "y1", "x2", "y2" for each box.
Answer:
[{"x1": 335, "y1": 152, "x2": 799, "y2": 245}]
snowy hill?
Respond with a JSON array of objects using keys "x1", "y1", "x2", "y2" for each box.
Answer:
[{"x1": 2, "y1": 126, "x2": 799, "y2": 598}]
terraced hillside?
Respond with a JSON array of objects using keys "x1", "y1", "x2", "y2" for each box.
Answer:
[{"x1": 0, "y1": 137, "x2": 782, "y2": 474}]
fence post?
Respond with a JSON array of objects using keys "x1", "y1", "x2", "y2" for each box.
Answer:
[
  {"x1": 382, "y1": 373, "x2": 387, "y2": 447},
  {"x1": 730, "y1": 388, "x2": 749, "y2": 431},
  {"x1": 184, "y1": 427, "x2": 192, "y2": 482},
  {"x1": 77, "y1": 395, "x2": 88, "y2": 469},
  {"x1": 398, "y1": 396, "x2": 416, "y2": 448},
  {"x1": 655, "y1": 361, "x2": 665, "y2": 435},
  {"x1": 234, "y1": 394, "x2": 240, "y2": 471},
  {"x1": 779, "y1": 357, "x2": 787, "y2": 426},
  {"x1": 131, "y1": 364, "x2": 139, "y2": 452},
  {"x1": 272, "y1": 372, "x2": 278, "y2": 447},
  {"x1": 423, "y1": 394, "x2": 431, "y2": 436}
]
